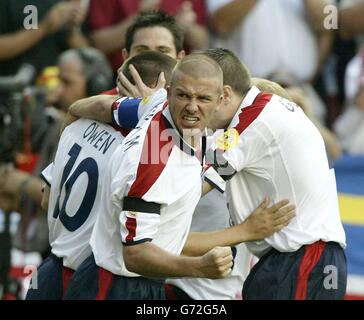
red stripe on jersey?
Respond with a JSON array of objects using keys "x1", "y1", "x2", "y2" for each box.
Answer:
[
  {"x1": 128, "y1": 109, "x2": 173, "y2": 197},
  {"x1": 62, "y1": 267, "x2": 74, "y2": 298},
  {"x1": 95, "y1": 268, "x2": 113, "y2": 300},
  {"x1": 295, "y1": 241, "x2": 326, "y2": 300},
  {"x1": 235, "y1": 92, "x2": 272, "y2": 135},
  {"x1": 125, "y1": 217, "x2": 137, "y2": 242}
]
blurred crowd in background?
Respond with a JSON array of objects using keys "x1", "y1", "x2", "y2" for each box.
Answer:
[{"x1": 1, "y1": 0, "x2": 364, "y2": 299}]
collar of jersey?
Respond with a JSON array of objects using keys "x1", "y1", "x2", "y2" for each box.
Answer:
[
  {"x1": 228, "y1": 85, "x2": 261, "y2": 128},
  {"x1": 162, "y1": 107, "x2": 197, "y2": 156}
]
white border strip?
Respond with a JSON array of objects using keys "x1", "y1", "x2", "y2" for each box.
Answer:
[{"x1": 347, "y1": 274, "x2": 364, "y2": 296}]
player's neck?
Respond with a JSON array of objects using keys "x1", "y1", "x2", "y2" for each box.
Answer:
[{"x1": 223, "y1": 93, "x2": 245, "y2": 129}]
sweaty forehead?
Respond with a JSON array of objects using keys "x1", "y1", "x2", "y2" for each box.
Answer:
[
  {"x1": 177, "y1": 57, "x2": 221, "y2": 79},
  {"x1": 174, "y1": 71, "x2": 221, "y2": 95}
]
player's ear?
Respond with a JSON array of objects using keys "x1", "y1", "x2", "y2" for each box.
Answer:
[
  {"x1": 223, "y1": 85, "x2": 233, "y2": 106},
  {"x1": 176, "y1": 50, "x2": 185, "y2": 61},
  {"x1": 166, "y1": 85, "x2": 171, "y2": 99},
  {"x1": 122, "y1": 48, "x2": 129, "y2": 61}
]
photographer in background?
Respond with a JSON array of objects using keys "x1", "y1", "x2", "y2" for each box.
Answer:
[{"x1": 0, "y1": 47, "x2": 112, "y2": 299}]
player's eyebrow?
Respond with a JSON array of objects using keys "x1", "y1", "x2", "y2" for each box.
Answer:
[
  {"x1": 156, "y1": 46, "x2": 172, "y2": 52},
  {"x1": 175, "y1": 87, "x2": 191, "y2": 96},
  {"x1": 132, "y1": 45, "x2": 149, "y2": 50}
]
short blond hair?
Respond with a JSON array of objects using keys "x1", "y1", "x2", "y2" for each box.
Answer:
[{"x1": 251, "y1": 77, "x2": 291, "y2": 100}]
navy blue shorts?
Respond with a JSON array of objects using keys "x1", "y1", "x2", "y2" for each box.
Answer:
[
  {"x1": 242, "y1": 241, "x2": 347, "y2": 300},
  {"x1": 165, "y1": 284, "x2": 193, "y2": 300},
  {"x1": 63, "y1": 254, "x2": 166, "y2": 300},
  {"x1": 25, "y1": 253, "x2": 74, "y2": 300}
]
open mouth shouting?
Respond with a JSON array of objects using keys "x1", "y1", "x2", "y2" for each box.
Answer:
[{"x1": 181, "y1": 114, "x2": 200, "y2": 128}]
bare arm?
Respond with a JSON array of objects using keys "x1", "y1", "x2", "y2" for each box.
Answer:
[
  {"x1": 0, "y1": 28, "x2": 46, "y2": 61},
  {"x1": 304, "y1": 0, "x2": 329, "y2": 32},
  {"x1": 67, "y1": 27, "x2": 90, "y2": 48},
  {"x1": 339, "y1": 2, "x2": 364, "y2": 39},
  {"x1": 68, "y1": 95, "x2": 118, "y2": 123},
  {"x1": 123, "y1": 242, "x2": 233, "y2": 279},
  {"x1": 65, "y1": 0, "x2": 89, "y2": 48},
  {"x1": 90, "y1": 0, "x2": 160, "y2": 54},
  {"x1": 90, "y1": 16, "x2": 135, "y2": 55},
  {"x1": 304, "y1": 0, "x2": 334, "y2": 75},
  {"x1": 209, "y1": 0, "x2": 258, "y2": 38},
  {"x1": 175, "y1": 2, "x2": 209, "y2": 49},
  {"x1": 0, "y1": 2, "x2": 72, "y2": 61},
  {"x1": 183, "y1": 24, "x2": 209, "y2": 50},
  {"x1": 182, "y1": 199, "x2": 295, "y2": 256},
  {"x1": 316, "y1": 31, "x2": 334, "y2": 76}
]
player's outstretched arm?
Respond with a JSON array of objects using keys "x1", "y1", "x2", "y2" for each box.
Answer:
[
  {"x1": 182, "y1": 198, "x2": 296, "y2": 257},
  {"x1": 123, "y1": 242, "x2": 233, "y2": 279},
  {"x1": 68, "y1": 95, "x2": 118, "y2": 123}
]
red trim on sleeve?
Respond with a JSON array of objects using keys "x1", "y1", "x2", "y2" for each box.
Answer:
[
  {"x1": 295, "y1": 241, "x2": 326, "y2": 300},
  {"x1": 125, "y1": 217, "x2": 137, "y2": 242},
  {"x1": 234, "y1": 93, "x2": 272, "y2": 135}
]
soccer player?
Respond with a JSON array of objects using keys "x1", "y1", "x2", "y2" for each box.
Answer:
[
  {"x1": 202, "y1": 48, "x2": 347, "y2": 300},
  {"x1": 164, "y1": 77, "x2": 293, "y2": 300},
  {"x1": 25, "y1": 51, "x2": 179, "y2": 300}
]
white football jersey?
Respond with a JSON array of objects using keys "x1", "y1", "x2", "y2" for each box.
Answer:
[
  {"x1": 41, "y1": 119, "x2": 125, "y2": 270},
  {"x1": 90, "y1": 102, "x2": 203, "y2": 277},
  {"x1": 208, "y1": 86, "x2": 346, "y2": 257}
]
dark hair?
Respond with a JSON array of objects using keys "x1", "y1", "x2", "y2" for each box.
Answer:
[
  {"x1": 125, "y1": 11, "x2": 184, "y2": 54},
  {"x1": 122, "y1": 51, "x2": 177, "y2": 87},
  {"x1": 202, "y1": 48, "x2": 251, "y2": 96}
]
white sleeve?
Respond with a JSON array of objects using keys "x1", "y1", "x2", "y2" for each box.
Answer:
[
  {"x1": 119, "y1": 198, "x2": 161, "y2": 246},
  {"x1": 206, "y1": 0, "x2": 233, "y2": 15},
  {"x1": 40, "y1": 163, "x2": 54, "y2": 186},
  {"x1": 203, "y1": 166, "x2": 226, "y2": 193}
]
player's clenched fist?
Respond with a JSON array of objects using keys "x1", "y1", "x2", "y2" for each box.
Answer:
[{"x1": 196, "y1": 247, "x2": 233, "y2": 279}]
